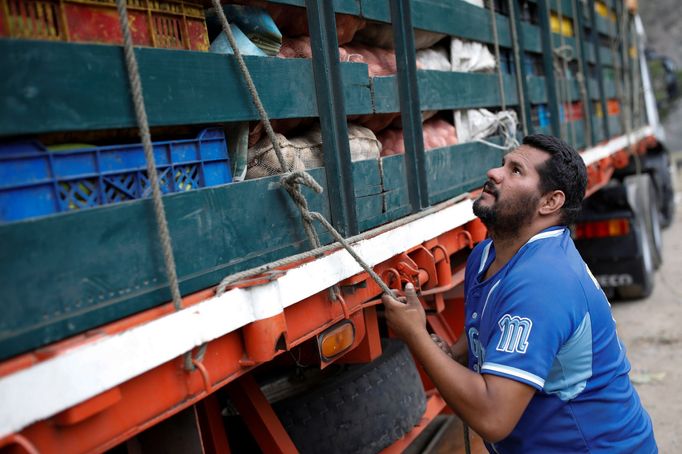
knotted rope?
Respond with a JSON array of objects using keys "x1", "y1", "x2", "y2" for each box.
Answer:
[
  {"x1": 115, "y1": 0, "x2": 183, "y2": 313},
  {"x1": 208, "y1": 0, "x2": 395, "y2": 299}
]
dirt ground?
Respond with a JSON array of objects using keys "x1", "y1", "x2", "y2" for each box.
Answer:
[{"x1": 610, "y1": 166, "x2": 682, "y2": 452}]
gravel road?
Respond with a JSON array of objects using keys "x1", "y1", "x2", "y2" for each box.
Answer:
[{"x1": 611, "y1": 167, "x2": 682, "y2": 452}]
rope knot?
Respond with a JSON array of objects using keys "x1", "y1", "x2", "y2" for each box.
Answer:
[{"x1": 280, "y1": 171, "x2": 324, "y2": 195}]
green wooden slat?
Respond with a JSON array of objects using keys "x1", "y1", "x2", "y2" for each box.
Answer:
[
  {"x1": 598, "y1": 46, "x2": 621, "y2": 68},
  {"x1": 373, "y1": 72, "x2": 521, "y2": 113},
  {"x1": 360, "y1": 0, "x2": 512, "y2": 47},
  {"x1": 426, "y1": 139, "x2": 504, "y2": 205},
  {"x1": 608, "y1": 115, "x2": 622, "y2": 137},
  {"x1": 557, "y1": 78, "x2": 582, "y2": 102},
  {"x1": 418, "y1": 72, "x2": 518, "y2": 110},
  {"x1": 551, "y1": 33, "x2": 577, "y2": 50},
  {"x1": 356, "y1": 193, "x2": 385, "y2": 231},
  {"x1": 585, "y1": 45, "x2": 595, "y2": 63},
  {"x1": 561, "y1": 119, "x2": 586, "y2": 150},
  {"x1": 382, "y1": 154, "x2": 407, "y2": 192},
  {"x1": 592, "y1": 116, "x2": 605, "y2": 141},
  {"x1": 268, "y1": 0, "x2": 361, "y2": 14},
  {"x1": 0, "y1": 167, "x2": 337, "y2": 359},
  {"x1": 595, "y1": 15, "x2": 616, "y2": 37},
  {"x1": 521, "y1": 22, "x2": 543, "y2": 54},
  {"x1": 352, "y1": 159, "x2": 382, "y2": 198},
  {"x1": 528, "y1": 76, "x2": 548, "y2": 104},
  {"x1": 535, "y1": 125, "x2": 553, "y2": 135},
  {"x1": 548, "y1": 0, "x2": 576, "y2": 18},
  {"x1": 604, "y1": 78, "x2": 616, "y2": 98},
  {"x1": 0, "y1": 154, "x2": 390, "y2": 359},
  {"x1": 0, "y1": 39, "x2": 372, "y2": 137},
  {"x1": 411, "y1": 0, "x2": 511, "y2": 45}
]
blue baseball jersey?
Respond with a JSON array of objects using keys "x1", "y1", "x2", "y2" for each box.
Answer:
[{"x1": 464, "y1": 226, "x2": 657, "y2": 453}]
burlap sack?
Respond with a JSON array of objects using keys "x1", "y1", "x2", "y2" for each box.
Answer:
[{"x1": 246, "y1": 124, "x2": 381, "y2": 179}]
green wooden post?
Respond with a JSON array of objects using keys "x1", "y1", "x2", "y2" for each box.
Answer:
[
  {"x1": 588, "y1": 0, "x2": 610, "y2": 138},
  {"x1": 509, "y1": 0, "x2": 533, "y2": 135},
  {"x1": 390, "y1": 0, "x2": 429, "y2": 212},
  {"x1": 574, "y1": 0, "x2": 596, "y2": 146},
  {"x1": 537, "y1": 0, "x2": 561, "y2": 136},
  {"x1": 305, "y1": 0, "x2": 359, "y2": 236}
]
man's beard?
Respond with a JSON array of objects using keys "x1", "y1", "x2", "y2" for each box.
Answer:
[{"x1": 473, "y1": 182, "x2": 540, "y2": 238}]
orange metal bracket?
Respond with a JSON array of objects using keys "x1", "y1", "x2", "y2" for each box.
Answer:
[
  {"x1": 195, "y1": 394, "x2": 231, "y2": 454},
  {"x1": 226, "y1": 374, "x2": 297, "y2": 454}
]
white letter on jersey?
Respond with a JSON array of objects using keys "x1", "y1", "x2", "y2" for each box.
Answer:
[{"x1": 496, "y1": 314, "x2": 532, "y2": 353}]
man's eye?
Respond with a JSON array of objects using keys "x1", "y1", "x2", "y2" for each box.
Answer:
[{"x1": 512, "y1": 167, "x2": 521, "y2": 174}]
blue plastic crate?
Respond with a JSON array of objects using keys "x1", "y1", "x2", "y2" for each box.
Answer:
[{"x1": 0, "y1": 128, "x2": 232, "y2": 222}]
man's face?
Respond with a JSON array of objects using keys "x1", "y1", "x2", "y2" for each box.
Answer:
[{"x1": 473, "y1": 145, "x2": 549, "y2": 237}]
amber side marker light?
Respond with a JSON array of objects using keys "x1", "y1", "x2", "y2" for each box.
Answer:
[
  {"x1": 318, "y1": 321, "x2": 355, "y2": 361},
  {"x1": 574, "y1": 218, "x2": 630, "y2": 240}
]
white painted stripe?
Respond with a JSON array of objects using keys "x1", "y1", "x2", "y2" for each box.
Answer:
[
  {"x1": 0, "y1": 199, "x2": 477, "y2": 438},
  {"x1": 481, "y1": 362, "x2": 545, "y2": 388},
  {"x1": 527, "y1": 227, "x2": 565, "y2": 244},
  {"x1": 580, "y1": 126, "x2": 653, "y2": 166}
]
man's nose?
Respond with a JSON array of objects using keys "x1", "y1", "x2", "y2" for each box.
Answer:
[{"x1": 487, "y1": 166, "x2": 502, "y2": 183}]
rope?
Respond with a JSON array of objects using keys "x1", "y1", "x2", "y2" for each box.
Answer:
[
  {"x1": 115, "y1": 0, "x2": 183, "y2": 313},
  {"x1": 215, "y1": 194, "x2": 469, "y2": 296},
  {"x1": 506, "y1": 0, "x2": 529, "y2": 136},
  {"x1": 209, "y1": 4, "x2": 400, "y2": 299},
  {"x1": 487, "y1": 0, "x2": 507, "y2": 111},
  {"x1": 209, "y1": 0, "x2": 287, "y2": 172},
  {"x1": 117, "y1": 0, "x2": 206, "y2": 370},
  {"x1": 183, "y1": 343, "x2": 207, "y2": 371}
]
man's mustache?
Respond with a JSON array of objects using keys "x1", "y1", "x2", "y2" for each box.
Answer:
[{"x1": 482, "y1": 181, "x2": 499, "y2": 198}]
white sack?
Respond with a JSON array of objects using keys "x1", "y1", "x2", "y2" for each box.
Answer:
[{"x1": 450, "y1": 37, "x2": 496, "y2": 72}]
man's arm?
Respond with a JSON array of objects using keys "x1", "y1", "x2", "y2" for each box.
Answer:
[
  {"x1": 430, "y1": 333, "x2": 467, "y2": 365},
  {"x1": 382, "y1": 285, "x2": 535, "y2": 443}
]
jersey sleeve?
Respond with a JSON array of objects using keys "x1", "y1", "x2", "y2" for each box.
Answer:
[{"x1": 479, "y1": 264, "x2": 585, "y2": 390}]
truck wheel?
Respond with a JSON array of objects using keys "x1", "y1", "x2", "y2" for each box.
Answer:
[
  {"x1": 647, "y1": 150, "x2": 676, "y2": 228},
  {"x1": 645, "y1": 179, "x2": 663, "y2": 270},
  {"x1": 625, "y1": 174, "x2": 662, "y2": 269},
  {"x1": 272, "y1": 339, "x2": 427, "y2": 454},
  {"x1": 657, "y1": 155, "x2": 676, "y2": 229},
  {"x1": 617, "y1": 219, "x2": 654, "y2": 300}
]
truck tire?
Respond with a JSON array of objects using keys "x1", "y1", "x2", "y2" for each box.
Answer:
[
  {"x1": 655, "y1": 154, "x2": 676, "y2": 229},
  {"x1": 272, "y1": 339, "x2": 427, "y2": 454},
  {"x1": 644, "y1": 178, "x2": 663, "y2": 270},
  {"x1": 625, "y1": 174, "x2": 662, "y2": 269},
  {"x1": 645, "y1": 149, "x2": 676, "y2": 228},
  {"x1": 617, "y1": 219, "x2": 654, "y2": 300}
]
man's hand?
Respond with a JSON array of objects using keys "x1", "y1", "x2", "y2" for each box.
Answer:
[{"x1": 382, "y1": 283, "x2": 426, "y2": 342}]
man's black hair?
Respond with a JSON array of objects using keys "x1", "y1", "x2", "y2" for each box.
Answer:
[{"x1": 522, "y1": 134, "x2": 587, "y2": 225}]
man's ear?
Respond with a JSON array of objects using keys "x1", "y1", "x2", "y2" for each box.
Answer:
[{"x1": 539, "y1": 190, "x2": 565, "y2": 217}]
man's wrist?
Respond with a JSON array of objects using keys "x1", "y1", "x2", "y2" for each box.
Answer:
[{"x1": 403, "y1": 327, "x2": 434, "y2": 352}]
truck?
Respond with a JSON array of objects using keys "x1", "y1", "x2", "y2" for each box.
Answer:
[{"x1": 0, "y1": 0, "x2": 673, "y2": 452}]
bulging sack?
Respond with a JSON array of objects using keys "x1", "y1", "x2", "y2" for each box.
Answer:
[{"x1": 246, "y1": 124, "x2": 381, "y2": 179}]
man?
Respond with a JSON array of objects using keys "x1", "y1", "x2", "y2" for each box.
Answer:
[{"x1": 383, "y1": 134, "x2": 657, "y2": 453}]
